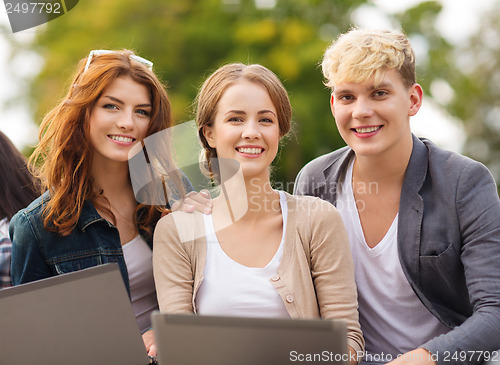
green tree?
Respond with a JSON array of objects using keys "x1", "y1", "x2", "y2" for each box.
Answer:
[
  {"x1": 396, "y1": 1, "x2": 500, "y2": 188},
  {"x1": 11, "y1": 0, "x2": 369, "y2": 190},
  {"x1": 12, "y1": 0, "x2": 482, "y2": 191},
  {"x1": 453, "y1": 2, "x2": 500, "y2": 184}
]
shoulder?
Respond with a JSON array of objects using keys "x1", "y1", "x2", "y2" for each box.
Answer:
[
  {"x1": 296, "y1": 146, "x2": 350, "y2": 181},
  {"x1": 283, "y1": 192, "x2": 341, "y2": 222},
  {"x1": 424, "y1": 138, "x2": 478, "y2": 167},
  {"x1": 155, "y1": 210, "x2": 206, "y2": 244},
  {"x1": 9, "y1": 195, "x2": 48, "y2": 250},
  {"x1": 154, "y1": 212, "x2": 179, "y2": 237},
  {"x1": 294, "y1": 146, "x2": 352, "y2": 196},
  {"x1": 9, "y1": 193, "x2": 48, "y2": 230},
  {"x1": 408, "y1": 138, "x2": 498, "y2": 210},
  {"x1": 421, "y1": 138, "x2": 494, "y2": 186}
]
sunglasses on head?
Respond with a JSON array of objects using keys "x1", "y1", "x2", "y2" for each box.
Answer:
[{"x1": 83, "y1": 49, "x2": 153, "y2": 73}]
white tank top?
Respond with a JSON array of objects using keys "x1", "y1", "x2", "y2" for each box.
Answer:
[
  {"x1": 336, "y1": 158, "x2": 449, "y2": 363},
  {"x1": 122, "y1": 235, "x2": 159, "y2": 332},
  {"x1": 195, "y1": 191, "x2": 290, "y2": 318}
]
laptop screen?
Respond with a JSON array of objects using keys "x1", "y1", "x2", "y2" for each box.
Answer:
[
  {"x1": 0, "y1": 263, "x2": 151, "y2": 365},
  {"x1": 153, "y1": 312, "x2": 348, "y2": 365}
]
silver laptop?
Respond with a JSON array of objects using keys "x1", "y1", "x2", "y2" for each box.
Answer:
[
  {"x1": 153, "y1": 312, "x2": 348, "y2": 365},
  {"x1": 0, "y1": 263, "x2": 151, "y2": 365}
]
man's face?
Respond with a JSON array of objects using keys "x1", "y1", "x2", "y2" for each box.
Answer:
[{"x1": 330, "y1": 69, "x2": 422, "y2": 159}]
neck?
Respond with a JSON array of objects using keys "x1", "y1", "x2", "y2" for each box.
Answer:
[
  {"x1": 244, "y1": 176, "x2": 278, "y2": 215},
  {"x1": 91, "y1": 159, "x2": 134, "y2": 199},
  {"x1": 212, "y1": 174, "x2": 280, "y2": 227},
  {"x1": 353, "y1": 133, "x2": 413, "y2": 185}
]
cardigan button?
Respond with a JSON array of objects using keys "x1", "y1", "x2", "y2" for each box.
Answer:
[
  {"x1": 286, "y1": 295, "x2": 294, "y2": 303},
  {"x1": 271, "y1": 275, "x2": 280, "y2": 281}
]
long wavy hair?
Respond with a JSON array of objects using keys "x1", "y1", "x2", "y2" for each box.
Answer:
[
  {"x1": 0, "y1": 131, "x2": 40, "y2": 220},
  {"x1": 31, "y1": 50, "x2": 180, "y2": 236}
]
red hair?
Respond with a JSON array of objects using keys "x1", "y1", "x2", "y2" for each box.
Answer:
[{"x1": 31, "y1": 50, "x2": 178, "y2": 236}]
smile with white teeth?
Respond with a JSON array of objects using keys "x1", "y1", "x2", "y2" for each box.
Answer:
[
  {"x1": 237, "y1": 147, "x2": 263, "y2": 155},
  {"x1": 109, "y1": 135, "x2": 134, "y2": 143},
  {"x1": 354, "y1": 126, "x2": 381, "y2": 133}
]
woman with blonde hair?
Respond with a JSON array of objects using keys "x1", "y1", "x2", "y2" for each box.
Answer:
[
  {"x1": 10, "y1": 49, "x2": 189, "y2": 355},
  {"x1": 153, "y1": 63, "x2": 364, "y2": 362}
]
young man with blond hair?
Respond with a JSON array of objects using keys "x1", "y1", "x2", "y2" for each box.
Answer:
[{"x1": 295, "y1": 28, "x2": 500, "y2": 365}]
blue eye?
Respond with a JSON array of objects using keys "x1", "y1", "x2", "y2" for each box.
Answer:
[
  {"x1": 103, "y1": 104, "x2": 118, "y2": 110},
  {"x1": 136, "y1": 109, "x2": 150, "y2": 117}
]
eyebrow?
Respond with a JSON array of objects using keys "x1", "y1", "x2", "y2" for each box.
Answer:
[
  {"x1": 334, "y1": 82, "x2": 393, "y2": 95},
  {"x1": 224, "y1": 109, "x2": 277, "y2": 116},
  {"x1": 103, "y1": 95, "x2": 151, "y2": 108}
]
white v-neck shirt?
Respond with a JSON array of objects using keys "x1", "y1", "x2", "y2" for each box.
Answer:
[
  {"x1": 337, "y1": 159, "x2": 449, "y2": 363},
  {"x1": 195, "y1": 191, "x2": 290, "y2": 318}
]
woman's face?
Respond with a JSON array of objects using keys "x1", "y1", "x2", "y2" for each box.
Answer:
[
  {"x1": 89, "y1": 76, "x2": 152, "y2": 167},
  {"x1": 203, "y1": 79, "x2": 280, "y2": 182}
]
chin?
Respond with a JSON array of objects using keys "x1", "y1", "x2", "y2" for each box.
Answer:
[{"x1": 349, "y1": 144, "x2": 383, "y2": 157}]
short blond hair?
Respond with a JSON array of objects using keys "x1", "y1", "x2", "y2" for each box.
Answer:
[{"x1": 321, "y1": 27, "x2": 416, "y2": 90}]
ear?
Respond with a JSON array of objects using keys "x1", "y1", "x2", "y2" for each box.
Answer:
[
  {"x1": 408, "y1": 83, "x2": 423, "y2": 117},
  {"x1": 203, "y1": 125, "x2": 216, "y2": 148},
  {"x1": 330, "y1": 93, "x2": 335, "y2": 117}
]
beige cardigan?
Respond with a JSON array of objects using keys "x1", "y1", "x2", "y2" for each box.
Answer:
[{"x1": 153, "y1": 192, "x2": 364, "y2": 353}]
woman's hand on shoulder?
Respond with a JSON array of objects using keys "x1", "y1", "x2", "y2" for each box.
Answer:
[{"x1": 162, "y1": 189, "x2": 212, "y2": 217}]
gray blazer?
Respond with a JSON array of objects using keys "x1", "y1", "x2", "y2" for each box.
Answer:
[{"x1": 294, "y1": 134, "x2": 500, "y2": 364}]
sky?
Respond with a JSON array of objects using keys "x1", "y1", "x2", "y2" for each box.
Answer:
[{"x1": 0, "y1": 0, "x2": 496, "y2": 152}]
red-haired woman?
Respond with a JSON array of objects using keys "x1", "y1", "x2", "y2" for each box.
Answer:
[{"x1": 9, "y1": 50, "x2": 191, "y2": 356}]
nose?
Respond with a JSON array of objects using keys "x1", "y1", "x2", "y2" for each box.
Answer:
[
  {"x1": 115, "y1": 109, "x2": 135, "y2": 130},
  {"x1": 241, "y1": 120, "x2": 261, "y2": 139},
  {"x1": 352, "y1": 97, "x2": 374, "y2": 119}
]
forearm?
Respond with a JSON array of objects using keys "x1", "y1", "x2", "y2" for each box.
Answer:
[
  {"x1": 421, "y1": 312, "x2": 500, "y2": 365},
  {"x1": 153, "y1": 215, "x2": 196, "y2": 313}
]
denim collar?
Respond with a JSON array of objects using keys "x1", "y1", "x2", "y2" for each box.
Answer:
[
  {"x1": 76, "y1": 199, "x2": 154, "y2": 247},
  {"x1": 77, "y1": 200, "x2": 112, "y2": 232}
]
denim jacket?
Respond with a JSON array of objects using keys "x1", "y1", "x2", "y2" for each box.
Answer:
[{"x1": 9, "y1": 192, "x2": 158, "y2": 294}]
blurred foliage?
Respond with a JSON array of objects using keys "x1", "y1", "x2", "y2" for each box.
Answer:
[
  {"x1": 397, "y1": 0, "x2": 500, "y2": 187},
  {"x1": 7, "y1": 0, "x2": 500, "y2": 190},
  {"x1": 10, "y1": 0, "x2": 369, "y2": 190},
  {"x1": 454, "y1": 1, "x2": 500, "y2": 184}
]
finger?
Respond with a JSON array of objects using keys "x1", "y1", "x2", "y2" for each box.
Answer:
[
  {"x1": 184, "y1": 197, "x2": 211, "y2": 214},
  {"x1": 179, "y1": 202, "x2": 195, "y2": 213},
  {"x1": 199, "y1": 189, "x2": 211, "y2": 199},
  {"x1": 148, "y1": 344, "x2": 157, "y2": 357},
  {"x1": 185, "y1": 190, "x2": 212, "y2": 206},
  {"x1": 170, "y1": 199, "x2": 195, "y2": 213}
]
